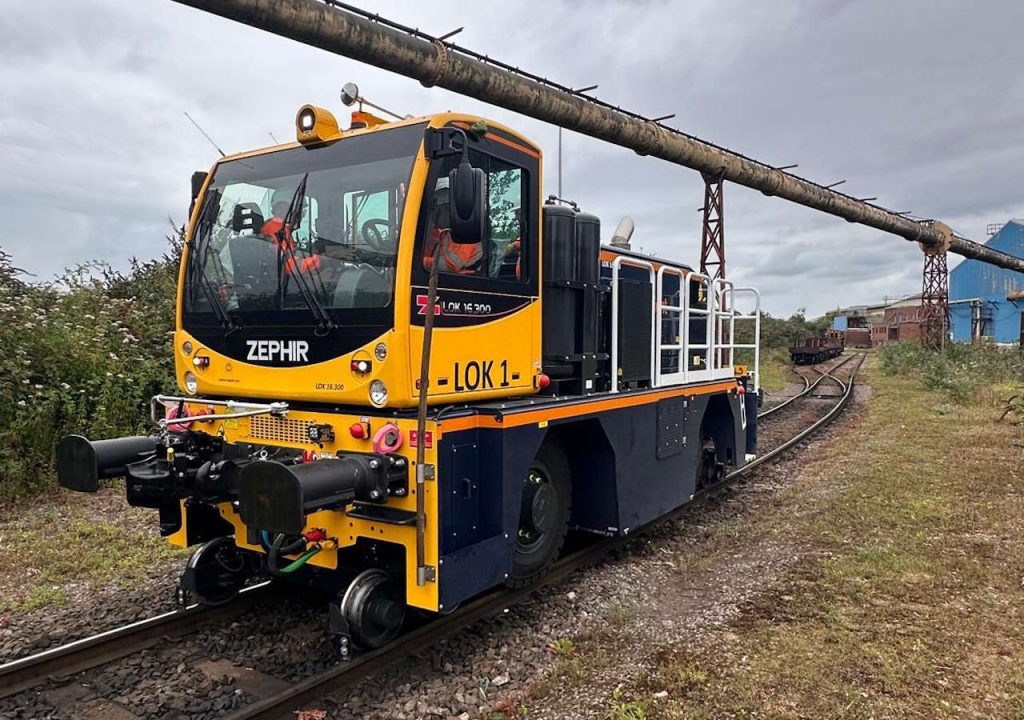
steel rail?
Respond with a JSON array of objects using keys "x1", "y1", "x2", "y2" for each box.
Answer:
[
  {"x1": 223, "y1": 356, "x2": 866, "y2": 720},
  {"x1": 735, "y1": 353, "x2": 864, "y2": 477},
  {"x1": 758, "y1": 353, "x2": 856, "y2": 419},
  {"x1": 0, "y1": 582, "x2": 274, "y2": 699},
  {"x1": 169, "y1": 0, "x2": 1024, "y2": 273}
]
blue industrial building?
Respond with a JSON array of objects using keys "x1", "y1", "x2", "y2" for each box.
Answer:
[{"x1": 949, "y1": 221, "x2": 1024, "y2": 345}]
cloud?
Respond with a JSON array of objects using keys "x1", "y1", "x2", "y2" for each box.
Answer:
[{"x1": 0, "y1": 0, "x2": 1021, "y2": 315}]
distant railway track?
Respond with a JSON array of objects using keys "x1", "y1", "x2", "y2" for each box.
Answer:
[
  {"x1": 759, "y1": 352, "x2": 857, "y2": 419},
  {"x1": 0, "y1": 355, "x2": 866, "y2": 719}
]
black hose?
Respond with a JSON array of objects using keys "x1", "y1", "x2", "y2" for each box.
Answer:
[{"x1": 266, "y1": 533, "x2": 307, "y2": 577}]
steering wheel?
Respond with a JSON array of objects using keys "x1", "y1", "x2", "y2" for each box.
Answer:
[{"x1": 361, "y1": 219, "x2": 394, "y2": 253}]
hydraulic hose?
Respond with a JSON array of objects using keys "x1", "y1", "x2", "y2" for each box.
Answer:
[
  {"x1": 266, "y1": 533, "x2": 310, "y2": 577},
  {"x1": 278, "y1": 547, "x2": 321, "y2": 573}
]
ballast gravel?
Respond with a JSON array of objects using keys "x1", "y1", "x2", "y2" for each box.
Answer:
[{"x1": 0, "y1": 363, "x2": 864, "y2": 720}]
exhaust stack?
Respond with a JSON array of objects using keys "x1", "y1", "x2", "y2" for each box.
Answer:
[{"x1": 610, "y1": 216, "x2": 635, "y2": 250}]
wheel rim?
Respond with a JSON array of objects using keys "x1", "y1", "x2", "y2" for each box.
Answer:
[
  {"x1": 518, "y1": 469, "x2": 557, "y2": 549},
  {"x1": 342, "y1": 569, "x2": 405, "y2": 649},
  {"x1": 697, "y1": 430, "x2": 718, "y2": 489},
  {"x1": 183, "y1": 536, "x2": 245, "y2": 606}
]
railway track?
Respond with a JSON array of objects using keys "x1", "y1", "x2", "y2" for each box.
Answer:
[
  {"x1": 0, "y1": 583, "x2": 274, "y2": 701},
  {"x1": 758, "y1": 352, "x2": 858, "y2": 419},
  {"x1": 0, "y1": 354, "x2": 865, "y2": 719}
]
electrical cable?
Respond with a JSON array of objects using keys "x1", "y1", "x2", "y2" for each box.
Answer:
[{"x1": 278, "y1": 547, "x2": 321, "y2": 573}]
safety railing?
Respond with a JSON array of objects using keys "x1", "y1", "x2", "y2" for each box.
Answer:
[
  {"x1": 613, "y1": 261, "x2": 761, "y2": 392},
  {"x1": 610, "y1": 255, "x2": 656, "y2": 393},
  {"x1": 680, "y1": 271, "x2": 717, "y2": 383},
  {"x1": 713, "y1": 281, "x2": 761, "y2": 391},
  {"x1": 654, "y1": 266, "x2": 686, "y2": 386}
]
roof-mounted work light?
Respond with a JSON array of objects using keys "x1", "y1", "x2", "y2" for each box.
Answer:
[{"x1": 295, "y1": 104, "x2": 340, "y2": 145}]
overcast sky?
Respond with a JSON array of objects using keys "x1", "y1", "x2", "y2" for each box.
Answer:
[{"x1": 2, "y1": 0, "x2": 1022, "y2": 316}]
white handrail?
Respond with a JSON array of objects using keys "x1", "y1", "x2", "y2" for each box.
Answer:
[
  {"x1": 709, "y1": 283, "x2": 761, "y2": 392},
  {"x1": 655, "y1": 266, "x2": 686, "y2": 385},
  {"x1": 610, "y1": 256, "x2": 656, "y2": 393}
]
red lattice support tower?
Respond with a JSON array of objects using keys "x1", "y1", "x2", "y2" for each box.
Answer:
[
  {"x1": 700, "y1": 174, "x2": 725, "y2": 281},
  {"x1": 919, "y1": 222, "x2": 953, "y2": 350}
]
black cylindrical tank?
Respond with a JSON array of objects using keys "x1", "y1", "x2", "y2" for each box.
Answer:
[
  {"x1": 542, "y1": 205, "x2": 577, "y2": 368},
  {"x1": 573, "y1": 212, "x2": 600, "y2": 286},
  {"x1": 542, "y1": 205, "x2": 577, "y2": 284},
  {"x1": 573, "y1": 212, "x2": 601, "y2": 360}
]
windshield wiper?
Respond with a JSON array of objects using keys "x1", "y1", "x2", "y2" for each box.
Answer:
[
  {"x1": 190, "y1": 189, "x2": 239, "y2": 335},
  {"x1": 277, "y1": 174, "x2": 335, "y2": 334}
]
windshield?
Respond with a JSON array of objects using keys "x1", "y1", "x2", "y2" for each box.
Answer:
[{"x1": 186, "y1": 123, "x2": 424, "y2": 319}]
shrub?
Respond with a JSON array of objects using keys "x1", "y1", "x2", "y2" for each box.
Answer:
[
  {"x1": 879, "y1": 341, "x2": 1024, "y2": 405},
  {"x1": 0, "y1": 233, "x2": 181, "y2": 502}
]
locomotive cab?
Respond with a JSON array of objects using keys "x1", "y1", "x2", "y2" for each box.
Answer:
[{"x1": 178, "y1": 110, "x2": 543, "y2": 409}]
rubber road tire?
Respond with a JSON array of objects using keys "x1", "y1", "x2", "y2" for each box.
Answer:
[{"x1": 506, "y1": 440, "x2": 571, "y2": 588}]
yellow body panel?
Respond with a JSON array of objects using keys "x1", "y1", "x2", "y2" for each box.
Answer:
[{"x1": 166, "y1": 405, "x2": 440, "y2": 611}]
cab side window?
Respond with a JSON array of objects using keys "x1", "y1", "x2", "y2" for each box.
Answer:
[
  {"x1": 487, "y1": 162, "x2": 524, "y2": 279},
  {"x1": 422, "y1": 151, "x2": 527, "y2": 281}
]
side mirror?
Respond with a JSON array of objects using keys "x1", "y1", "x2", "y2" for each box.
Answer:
[
  {"x1": 448, "y1": 160, "x2": 487, "y2": 244},
  {"x1": 189, "y1": 171, "x2": 208, "y2": 216}
]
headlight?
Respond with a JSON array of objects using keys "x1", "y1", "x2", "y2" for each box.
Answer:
[
  {"x1": 184, "y1": 371, "x2": 198, "y2": 395},
  {"x1": 299, "y1": 108, "x2": 316, "y2": 131},
  {"x1": 369, "y1": 379, "x2": 388, "y2": 407},
  {"x1": 182, "y1": 341, "x2": 193, "y2": 356},
  {"x1": 374, "y1": 342, "x2": 388, "y2": 361}
]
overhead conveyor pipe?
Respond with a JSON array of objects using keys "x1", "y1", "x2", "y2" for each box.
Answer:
[{"x1": 171, "y1": 0, "x2": 1024, "y2": 274}]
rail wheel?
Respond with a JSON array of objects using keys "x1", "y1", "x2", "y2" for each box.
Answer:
[
  {"x1": 179, "y1": 536, "x2": 250, "y2": 607},
  {"x1": 338, "y1": 569, "x2": 405, "y2": 651},
  {"x1": 696, "y1": 429, "x2": 721, "y2": 490},
  {"x1": 507, "y1": 441, "x2": 571, "y2": 588}
]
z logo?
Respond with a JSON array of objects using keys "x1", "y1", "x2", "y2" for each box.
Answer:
[{"x1": 416, "y1": 294, "x2": 442, "y2": 316}]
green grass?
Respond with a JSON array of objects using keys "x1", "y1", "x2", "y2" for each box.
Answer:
[
  {"x1": 639, "y1": 357, "x2": 1024, "y2": 718},
  {"x1": 0, "y1": 491, "x2": 187, "y2": 613},
  {"x1": 756, "y1": 347, "x2": 795, "y2": 394},
  {"x1": 514, "y1": 355, "x2": 1024, "y2": 718}
]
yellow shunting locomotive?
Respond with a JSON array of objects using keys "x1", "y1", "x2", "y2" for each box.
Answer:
[{"x1": 58, "y1": 97, "x2": 761, "y2": 655}]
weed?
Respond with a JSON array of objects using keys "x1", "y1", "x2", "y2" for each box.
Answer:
[
  {"x1": 605, "y1": 597, "x2": 640, "y2": 626},
  {"x1": 608, "y1": 685, "x2": 648, "y2": 720},
  {"x1": 551, "y1": 656, "x2": 585, "y2": 684},
  {"x1": 19, "y1": 585, "x2": 68, "y2": 611},
  {"x1": 547, "y1": 637, "x2": 577, "y2": 657}
]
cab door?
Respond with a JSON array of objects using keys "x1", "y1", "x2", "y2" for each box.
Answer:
[{"x1": 408, "y1": 123, "x2": 542, "y2": 403}]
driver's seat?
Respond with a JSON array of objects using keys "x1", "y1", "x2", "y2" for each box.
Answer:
[{"x1": 232, "y1": 203, "x2": 265, "y2": 234}]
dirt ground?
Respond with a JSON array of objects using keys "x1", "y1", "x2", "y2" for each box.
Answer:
[{"x1": 506, "y1": 358, "x2": 1024, "y2": 719}]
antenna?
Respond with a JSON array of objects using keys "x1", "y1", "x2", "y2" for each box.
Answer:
[
  {"x1": 184, "y1": 111, "x2": 226, "y2": 157},
  {"x1": 268, "y1": 131, "x2": 280, "y2": 144}
]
